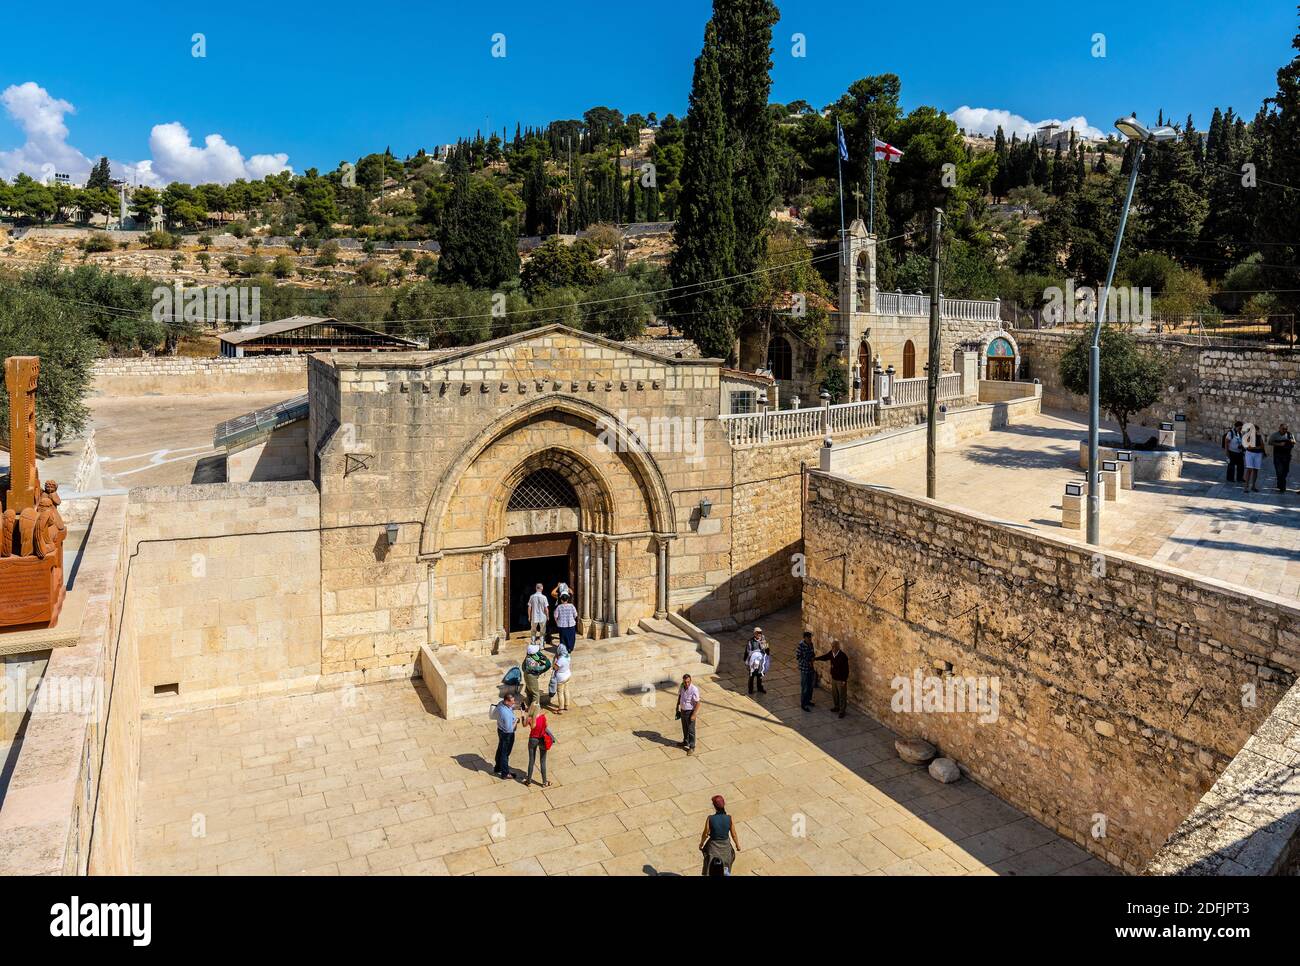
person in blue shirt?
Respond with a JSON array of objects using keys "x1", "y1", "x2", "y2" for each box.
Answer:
[{"x1": 493, "y1": 693, "x2": 521, "y2": 780}]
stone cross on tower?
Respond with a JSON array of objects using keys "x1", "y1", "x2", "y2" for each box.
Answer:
[{"x1": 5, "y1": 355, "x2": 40, "y2": 512}]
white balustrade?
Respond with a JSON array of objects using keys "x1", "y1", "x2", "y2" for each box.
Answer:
[
  {"x1": 872, "y1": 290, "x2": 1001, "y2": 323},
  {"x1": 719, "y1": 400, "x2": 879, "y2": 446}
]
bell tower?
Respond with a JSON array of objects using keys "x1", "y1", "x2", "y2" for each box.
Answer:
[{"x1": 837, "y1": 218, "x2": 876, "y2": 346}]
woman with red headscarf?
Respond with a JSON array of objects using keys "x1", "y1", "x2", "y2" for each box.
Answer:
[{"x1": 698, "y1": 794, "x2": 740, "y2": 875}]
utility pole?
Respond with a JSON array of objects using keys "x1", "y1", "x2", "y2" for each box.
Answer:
[{"x1": 926, "y1": 207, "x2": 943, "y2": 500}]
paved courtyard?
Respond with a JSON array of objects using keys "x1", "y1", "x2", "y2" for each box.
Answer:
[
  {"x1": 135, "y1": 607, "x2": 1111, "y2": 876},
  {"x1": 88, "y1": 391, "x2": 297, "y2": 488},
  {"x1": 868, "y1": 409, "x2": 1300, "y2": 602}
]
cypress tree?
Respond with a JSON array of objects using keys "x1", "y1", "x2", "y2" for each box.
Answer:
[{"x1": 671, "y1": 20, "x2": 738, "y2": 359}]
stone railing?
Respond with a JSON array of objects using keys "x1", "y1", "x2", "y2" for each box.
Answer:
[
  {"x1": 873, "y1": 291, "x2": 1001, "y2": 323},
  {"x1": 882, "y1": 372, "x2": 963, "y2": 407},
  {"x1": 720, "y1": 399, "x2": 879, "y2": 446}
]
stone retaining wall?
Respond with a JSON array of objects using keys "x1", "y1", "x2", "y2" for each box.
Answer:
[
  {"x1": 801, "y1": 471, "x2": 1300, "y2": 871},
  {"x1": 1147, "y1": 679, "x2": 1300, "y2": 875},
  {"x1": 1016, "y1": 329, "x2": 1300, "y2": 443},
  {"x1": 91, "y1": 355, "x2": 308, "y2": 397}
]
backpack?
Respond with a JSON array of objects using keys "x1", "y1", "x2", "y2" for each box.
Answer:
[{"x1": 502, "y1": 666, "x2": 522, "y2": 686}]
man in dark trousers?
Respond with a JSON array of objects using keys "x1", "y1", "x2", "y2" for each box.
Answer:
[
  {"x1": 1224, "y1": 421, "x2": 1245, "y2": 483},
  {"x1": 796, "y1": 631, "x2": 817, "y2": 711},
  {"x1": 1269, "y1": 423, "x2": 1295, "y2": 492},
  {"x1": 814, "y1": 640, "x2": 849, "y2": 718}
]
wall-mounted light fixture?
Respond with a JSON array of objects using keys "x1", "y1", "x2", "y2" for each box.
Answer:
[
  {"x1": 697, "y1": 498, "x2": 712, "y2": 519},
  {"x1": 385, "y1": 523, "x2": 400, "y2": 546}
]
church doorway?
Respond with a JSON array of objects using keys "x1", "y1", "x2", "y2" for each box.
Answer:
[
  {"x1": 986, "y1": 336, "x2": 1016, "y2": 381},
  {"x1": 505, "y1": 533, "x2": 577, "y2": 638},
  {"x1": 857, "y1": 342, "x2": 873, "y2": 401}
]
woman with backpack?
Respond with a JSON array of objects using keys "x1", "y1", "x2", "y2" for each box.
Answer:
[
  {"x1": 524, "y1": 709, "x2": 555, "y2": 788},
  {"x1": 698, "y1": 794, "x2": 740, "y2": 875}
]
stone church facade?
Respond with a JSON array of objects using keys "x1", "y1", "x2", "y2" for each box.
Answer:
[{"x1": 305, "y1": 325, "x2": 805, "y2": 676}]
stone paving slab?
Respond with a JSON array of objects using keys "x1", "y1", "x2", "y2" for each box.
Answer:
[{"x1": 134, "y1": 607, "x2": 1111, "y2": 876}]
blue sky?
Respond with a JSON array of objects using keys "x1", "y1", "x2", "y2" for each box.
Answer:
[{"x1": 0, "y1": 0, "x2": 1295, "y2": 184}]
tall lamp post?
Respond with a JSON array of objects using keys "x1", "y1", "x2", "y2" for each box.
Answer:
[{"x1": 1086, "y1": 116, "x2": 1177, "y2": 545}]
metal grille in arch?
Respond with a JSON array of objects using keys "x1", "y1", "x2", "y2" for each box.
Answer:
[{"x1": 507, "y1": 468, "x2": 580, "y2": 511}]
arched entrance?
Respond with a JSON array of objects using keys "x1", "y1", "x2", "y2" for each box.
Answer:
[
  {"x1": 986, "y1": 335, "x2": 1016, "y2": 381},
  {"x1": 857, "y1": 341, "x2": 873, "y2": 401},
  {"x1": 902, "y1": 340, "x2": 916, "y2": 378},
  {"x1": 420, "y1": 397, "x2": 677, "y2": 648}
]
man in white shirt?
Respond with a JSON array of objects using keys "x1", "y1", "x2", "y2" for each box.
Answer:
[
  {"x1": 677, "y1": 674, "x2": 701, "y2": 754},
  {"x1": 527, "y1": 584, "x2": 549, "y2": 640}
]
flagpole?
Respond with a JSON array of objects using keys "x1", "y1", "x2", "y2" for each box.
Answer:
[
  {"x1": 836, "y1": 125, "x2": 846, "y2": 245},
  {"x1": 869, "y1": 150, "x2": 875, "y2": 235}
]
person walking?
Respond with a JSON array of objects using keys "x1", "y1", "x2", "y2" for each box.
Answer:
[
  {"x1": 492, "y1": 693, "x2": 521, "y2": 780},
  {"x1": 527, "y1": 583, "x2": 550, "y2": 640},
  {"x1": 522, "y1": 643, "x2": 552, "y2": 713},
  {"x1": 524, "y1": 708, "x2": 554, "y2": 788},
  {"x1": 1224, "y1": 422, "x2": 1245, "y2": 484},
  {"x1": 1243, "y1": 423, "x2": 1264, "y2": 493},
  {"x1": 677, "y1": 673, "x2": 701, "y2": 754},
  {"x1": 743, "y1": 627, "x2": 766, "y2": 664},
  {"x1": 1269, "y1": 423, "x2": 1295, "y2": 492},
  {"x1": 796, "y1": 631, "x2": 817, "y2": 712},
  {"x1": 746, "y1": 644, "x2": 768, "y2": 695},
  {"x1": 698, "y1": 795, "x2": 740, "y2": 876},
  {"x1": 554, "y1": 593, "x2": 578, "y2": 656},
  {"x1": 814, "y1": 640, "x2": 849, "y2": 718},
  {"x1": 552, "y1": 645, "x2": 572, "y2": 713}
]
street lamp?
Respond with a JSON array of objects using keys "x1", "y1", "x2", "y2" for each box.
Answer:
[{"x1": 1085, "y1": 116, "x2": 1177, "y2": 545}]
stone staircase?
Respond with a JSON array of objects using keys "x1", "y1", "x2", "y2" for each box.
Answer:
[{"x1": 420, "y1": 618, "x2": 717, "y2": 719}]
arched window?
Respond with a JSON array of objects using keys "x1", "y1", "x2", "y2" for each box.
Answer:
[
  {"x1": 507, "y1": 469, "x2": 579, "y2": 511},
  {"x1": 766, "y1": 336, "x2": 793, "y2": 381},
  {"x1": 902, "y1": 340, "x2": 916, "y2": 378},
  {"x1": 855, "y1": 251, "x2": 870, "y2": 309}
]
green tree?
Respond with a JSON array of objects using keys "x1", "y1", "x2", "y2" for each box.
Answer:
[
  {"x1": 437, "y1": 174, "x2": 519, "y2": 287},
  {"x1": 670, "y1": 20, "x2": 738, "y2": 359},
  {"x1": 0, "y1": 285, "x2": 97, "y2": 439},
  {"x1": 85, "y1": 157, "x2": 113, "y2": 192},
  {"x1": 1059, "y1": 327, "x2": 1167, "y2": 446}
]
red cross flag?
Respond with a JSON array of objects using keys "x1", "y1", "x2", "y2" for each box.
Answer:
[{"x1": 873, "y1": 138, "x2": 903, "y2": 162}]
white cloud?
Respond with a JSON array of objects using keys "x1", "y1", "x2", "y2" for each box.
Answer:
[
  {"x1": 0, "y1": 81, "x2": 92, "y2": 182},
  {"x1": 0, "y1": 82, "x2": 292, "y2": 186},
  {"x1": 949, "y1": 106, "x2": 1106, "y2": 141},
  {"x1": 144, "y1": 122, "x2": 291, "y2": 185}
]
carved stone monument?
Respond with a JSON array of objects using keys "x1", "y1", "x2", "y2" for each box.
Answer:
[{"x1": 1, "y1": 356, "x2": 67, "y2": 628}]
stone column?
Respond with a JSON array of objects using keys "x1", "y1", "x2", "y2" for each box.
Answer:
[
  {"x1": 606, "y1": 539, "x2": 618, "y2": 636},
  {"x1": 655, "y1": 536, "x2": 670, "y2": 618},
  {"x1": 593, "y1": 537, "x2": 606, "y2": 633},
  {"x1": 426, "y1": 558, "x2": 439, "y2": 648},
  {"x1": 480, "y1": 552, "x2": 493, "y2": 642},
  {"x1": 493, "y1": 547, "x2": 507, "y2": 644},
  {"x1": 580, "y1": 534, "x2": 593, "y2": 636}
]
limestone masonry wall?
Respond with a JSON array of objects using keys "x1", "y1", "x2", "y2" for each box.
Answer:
[
  {"x1": 1016, "y1": 329, "x2": 1300, "y2": 443},
  {"x1": 126, "y1": 481, "x2": 322, "y2": 707},
  {"x1": 802, "y1": 471, "x2": 1300, "y2": 871},
  {"x1": 92, "y1": 355, "x2": 308, "y2": 397}
]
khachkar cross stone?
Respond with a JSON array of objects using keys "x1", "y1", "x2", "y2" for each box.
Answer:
[{"x1": 0, "y1": 355, "x2": 67, "y2": 628}]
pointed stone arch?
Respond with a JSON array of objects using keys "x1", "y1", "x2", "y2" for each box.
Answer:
[{"x1": 419, "y1": 394, "x2": 676, "y2": 556}]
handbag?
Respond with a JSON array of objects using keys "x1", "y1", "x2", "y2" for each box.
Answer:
[{"x1": 543, "y1": 728, "x2": 555, "y2": 751}]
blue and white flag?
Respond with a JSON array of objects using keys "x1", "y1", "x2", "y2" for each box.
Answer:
[{"x1": 836, "y1": 121, "x2": 849, "y2": 161}]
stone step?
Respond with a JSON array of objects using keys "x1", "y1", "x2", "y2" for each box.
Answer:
[{"x1": 431, "y1": 627, "x2": 711, "y2": 719}]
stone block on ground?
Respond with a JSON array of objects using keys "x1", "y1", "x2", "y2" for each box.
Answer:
[
  {"x1": 896, "y1": 737, "x2": 937, "y2": 765},
  {"x1": 928, "y1": 757, "x2": 961, "y2": 784}
]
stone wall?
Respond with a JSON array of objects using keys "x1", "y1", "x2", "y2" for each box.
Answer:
[
  {"x1": 801, "y1": 471, "x2": 1300, "y2": 871},
  {"x1": 1015, "y1": 329, "x2": 1300, "y2": 443},
  {"x1": 0, "y1": 495, "x2": 141, "y2": 875},
  {"x1": 91, "y1": 355, "x2": 307, "y2": 397},
  {"x1": 125, "y1": 481, "x2": 322, "y2": 708},
  {"x1": 1147, "y1": 679, "x2": 1300, "y2": 875},
  {"x1": 226, "y1": 422, "x2": 309, "y2": 482},
  {"x1": 822, "y1": 388, "x2": 1041, "y2": 480}
]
